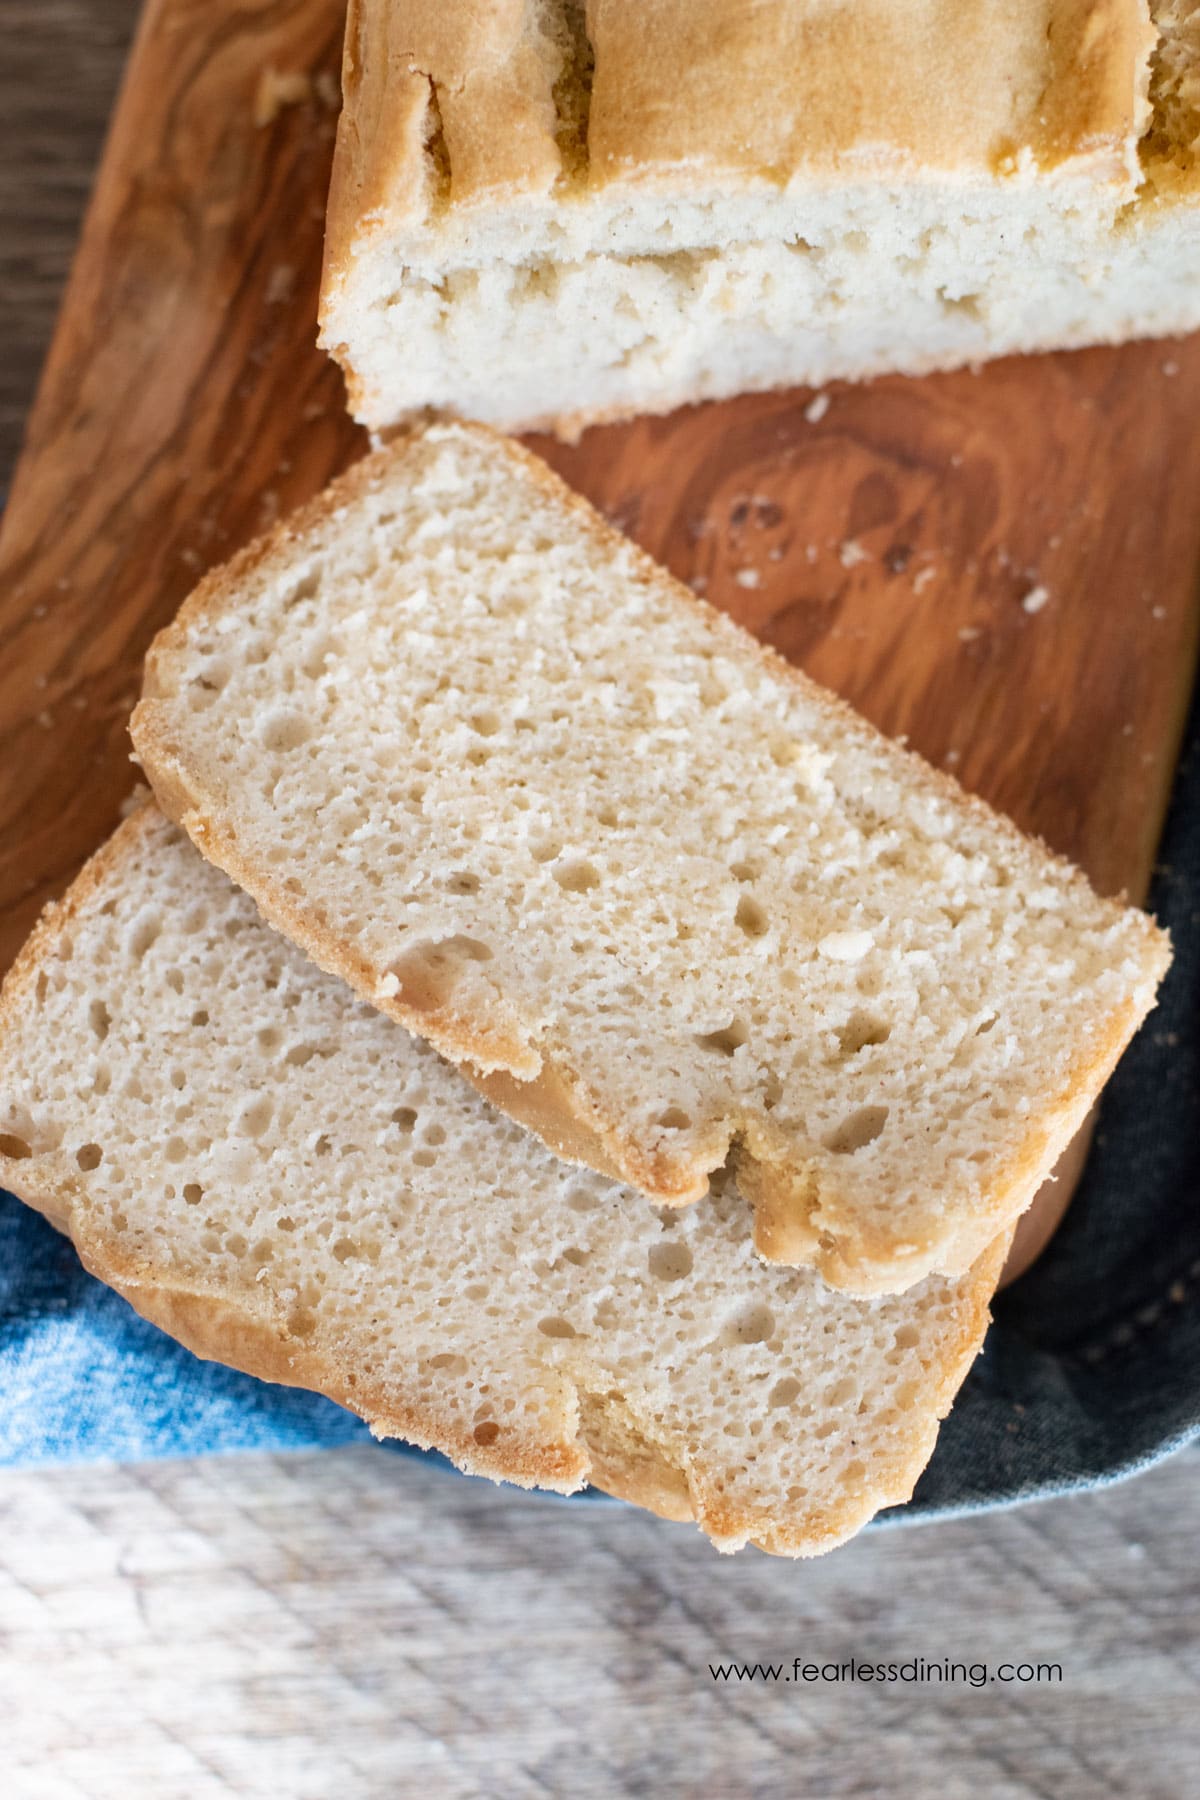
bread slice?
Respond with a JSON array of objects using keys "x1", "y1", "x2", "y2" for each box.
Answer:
[
  {"x1": 319, "y1": 1, "x2": 1200, "y2": 438},
  {"x1": 0, "y1": 806, "x2": 1008, "y2": 1557},
  {"x1": 130, "y1": 422, "x2": 1170, "y2": 1294}
]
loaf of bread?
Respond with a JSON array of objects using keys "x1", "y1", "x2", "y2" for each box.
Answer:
[
  {"x1": 0, "y1": 806, "x2": 1008, "y2": 1556},
  {"x1": 319, "y1": 1, "x2": 1200, "y2": 437},
  {"x1": 130, "y1": 422, "x2": 1170, "y2": 1294}
]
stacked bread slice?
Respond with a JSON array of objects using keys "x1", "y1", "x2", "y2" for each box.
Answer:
[
  {"x1": 0, "y1": 425, "x2": 1169, "y2": 1554},
  {"x1": 0, "y1": 806, "x2": 1007, "y2": 1556}
]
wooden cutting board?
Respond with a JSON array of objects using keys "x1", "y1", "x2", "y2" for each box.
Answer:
[{"x1": 3, "y1": 0, "x2": 1199, "y2": 1270}]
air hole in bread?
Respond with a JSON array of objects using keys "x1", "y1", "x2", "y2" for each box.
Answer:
[
  {"x1": 75, "y1": 1143, "x2": 103, "y2": 1172},
  {"x1": 190, "y1": 658, "x2": 232, "y2": 701},
  {"x1": 719, "y1": 1303, "x2": 776, "y2": 1348},
  {"x1": 537, "y1": 1316, "x2": 576, "y2": 1338},
  {"x1": 824, "y1": 1105, "x2": 889, "y2": 1154},
  {"x1": 183, "y1": 1183, "x2": 204, "y2": 1205},
  {"x1": 473, "y1": 1421, "x2": 501, "y2": 1446},
  {"x1": 468, "y1": 709, "x2": 501, "y2": 737},
  {"x1": 657, "y1": 1105, "x2": 691, "y2": 1130},
  {"x1": 553, "y1": 858, "x2": 601, "y2": 893},
  {"x1": 0, "y1": 1133, "x2": 33, "y2": 1160},
  {"x1": 89, "y1": 999, "x2": 111, "y2": 1041},
  {"x1": 128, "y1": 911, "x2": 162, "y2": 960},
  {"x1": 238, "y1": 1097, "x2": 273, "y2": 1138},
  {"x1": 388, "y1": 935, "x2": 494, "y2": 1012},
  {"x1": 422, "y1": 1123, "x2": 447, "y2": 1146},
  {"x1": 430, "y1": 1352, "x2": 468, "y2": 1373},
  {"x1": 975, "y1": 1013, "x2": 998, "y2": 1035},
  {"x1": 446, "y1": 870, "x2": 480, "y2": 895},
  {"x1": 734, "y1": 895, "x2": 769, "y2": 938},
  {"x1": 332, "y1": 1237, "x2": 360, "y2": 1264},
  {"x1": 770, "y1": 1377, "x2": 802, "y2": 1407},
  {"x1": 279, "y1": 571, "x2": 321, "y2": 613},
  {"x1": 191, "y1": 1008, "x2": 209, "y2": 1027},
  {"x1": 695, "y1": 1019, "x2": 748, "y2": 1056},
  {"x1": 165, "y1": 968, "x2": 184, "y2": 994},
  {"x1": 566, "y1": 1185, "x2": 601, "y2": 1212},
  {"x1": 835, "y1": 1010, "x2": 891, "y2": 1056},
  {"x1": 391, "y1": 1107, "x2": 418, "y2": 1133},
  {"x1": 647, "y1": 1242, "x2": 694, "y2": 1282}
]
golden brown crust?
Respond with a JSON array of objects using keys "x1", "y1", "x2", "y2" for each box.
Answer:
[
  {"x1": 586, "y1": 0, "x2": 1152, "y2": 186},
  {"x1": 130, "y1": 424, "x2": 1170, "y2": 1293},
  {"x1": 321, "y1": 0, "x2": 566, "y2": 322}
]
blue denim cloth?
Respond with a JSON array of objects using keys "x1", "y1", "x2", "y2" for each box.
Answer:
[{"x1": 3, "y1": 696, "x2": 1198, "y2": 1518}]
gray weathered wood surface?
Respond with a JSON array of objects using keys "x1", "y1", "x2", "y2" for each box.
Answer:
[
  {"x1": 1, "y1": 6, "x2": 1197, "y2": 1797},
  {"x1": 2, "y1": 1446, "x2": 1199, "y2": 1799}
]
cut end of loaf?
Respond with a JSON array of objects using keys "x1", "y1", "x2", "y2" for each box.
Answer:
[{"x1": 319, "y1": 4, "x2": 1200, "y2": 436}]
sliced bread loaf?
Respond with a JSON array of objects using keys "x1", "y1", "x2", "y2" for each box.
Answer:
[
  {"x1": 130, "y1": 422, "x2": 1170, "y2": 1294},
  {"x1": 0, "y1": 806, "x2": 1007, "y2": 1556},
  {"x1": 319, "y1": 1, "x2": 1200, "y2": 436}
]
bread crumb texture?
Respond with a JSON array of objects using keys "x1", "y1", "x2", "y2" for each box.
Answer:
[
  {"x1": 0, "y1": 811, "x2": 1005, "y2": 1557},
  {"x1": 320, "y1": 2, "x2": 1200, "y2": 435},
  {"x1": 131, "y1": 424, "x2": 1170, "y2": 1293}
]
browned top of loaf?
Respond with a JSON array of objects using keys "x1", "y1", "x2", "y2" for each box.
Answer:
[{"x1": 323, "y1": 0, "x2": 1153, "y2": 269}]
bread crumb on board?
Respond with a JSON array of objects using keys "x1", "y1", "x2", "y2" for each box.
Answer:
[
  {"x1": 254, "y1": 67, "x2": 340, "y2": 129},
  {"x1": 1021, "y1": 585, "x2": 1051, "y2": 616}
]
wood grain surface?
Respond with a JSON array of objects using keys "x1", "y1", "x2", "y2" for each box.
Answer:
[
  {"x1": 2, "y1": 1444, "x2": 1198, "y2": 1800},
  {"x1": 2, "y1": 8, "x2": 1198, "y2": 1798}
]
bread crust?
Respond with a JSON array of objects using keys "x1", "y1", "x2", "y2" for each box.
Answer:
[
  {"x1": 584, "y1": 0, "x2": 1152, "y2": 186},
  {"x1": 322, "y1": 0, "x2": 1153, "y2": 286},
  {"x1": 4, "y1": 1148, "x2": 1009, "y2": 1553},
  {"x1": 0, "y1": 806, "x2": 1011, "y2": 1555}
]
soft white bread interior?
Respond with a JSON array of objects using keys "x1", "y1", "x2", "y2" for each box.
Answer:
[
  {"x1": 319, "y1": 0, "x2": 1200, "y2": 437},
  {"x1": 129, "y1": 423, "x2": 1170, "y2": 1294},
  {"x1": 0, "y1": 807, "x2": 1008, "y2": 1557}
]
